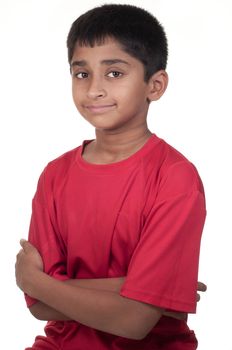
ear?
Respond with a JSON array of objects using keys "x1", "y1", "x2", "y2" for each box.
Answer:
[{"x1": 147, "y1": 70, "x2": 169, "y2": 102}]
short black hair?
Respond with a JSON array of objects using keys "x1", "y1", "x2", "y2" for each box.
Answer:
[{"x1": 67, "y1": 4, "x2": 168, "y2": 82}]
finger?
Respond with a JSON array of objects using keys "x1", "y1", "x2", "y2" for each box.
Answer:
[
  {"x1": 20, "y1": 239, "x2": 34, "y2": 252},
  {"x1": 16, "y1": 248, "x2": 24, "y2": 259},
  {"x1": 196, "y1": 293, "x2": 200, "y2": 302},
  {"x1": 20, "y1": 239, "x2": 27, "y2": 249},
  {"x1": 164, "y1": 311, "x2": 187, "y2": 321},
  {"x1": 197, "y1": 281, "x2": 207, "y2": 292}
]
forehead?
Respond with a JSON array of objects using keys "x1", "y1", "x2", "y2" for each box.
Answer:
[{"x1": 71, "y1": 38, "x2": 141, "y2": 68}]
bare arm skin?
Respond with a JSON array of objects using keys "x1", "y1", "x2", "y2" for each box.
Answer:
[
  {"x1": 29, "y1": 277, "x2": 126, "y2": 321},
  {"x1": 29, "y1": 278, "x2": 207, "y2": 322},
  {"x1": 16, "y1": 241, "x2": 163, "y2": 339},
  {"x1": 34, "y1": 273, "x2": 163, "y2": 339},
  {"x1": 16, "y1": 241, "x2": 206, "y2": 339}
]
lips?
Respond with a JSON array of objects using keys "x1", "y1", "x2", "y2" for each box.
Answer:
[{"x1": 85, "y1": 104, "x2": 116, "y2": 114}]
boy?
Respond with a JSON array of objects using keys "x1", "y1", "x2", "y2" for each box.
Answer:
[{"x1": 16, "y1": 4, "x2": 206, "y2": 350}]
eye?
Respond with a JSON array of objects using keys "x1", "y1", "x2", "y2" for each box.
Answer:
[
  {"x1": 74, "y1": 72, "x2": 89, "y2": 79},
  {"x1": 107, "y1": 71, "x2": 123, "y2": 78}
]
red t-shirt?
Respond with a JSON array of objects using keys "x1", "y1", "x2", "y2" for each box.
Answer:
[{"x1": 25, "y1": 134, "x2": 206, "y2": 350}]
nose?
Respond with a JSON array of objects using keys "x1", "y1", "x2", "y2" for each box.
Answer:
[{"x1": 87, "y1": 76, "x2": 107, "y2": 99}]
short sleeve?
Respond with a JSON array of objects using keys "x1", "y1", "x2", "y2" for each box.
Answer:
[
  {"x1": 25, "y1": 168, "x2": 68, "y2": 307},
  {"x1": 120, "y1": 161, "x2": 206, "y2": 313}
]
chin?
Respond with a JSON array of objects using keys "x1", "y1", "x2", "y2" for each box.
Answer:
[{"x1": 85, "y1": 118, "x2": 121, "y2": 131}]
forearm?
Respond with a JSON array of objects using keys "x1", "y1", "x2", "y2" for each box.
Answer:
[
  {"x1": 30, "y1": 276, "x2": 187, "y2": 322},
  {"x1": 29, "y1": 301, "x2": 71, "y2": 321},
  {"x1": 26, "y1": 271, "x2": 162, "y2": 339},
  {"x1": 29, "y1": 277, "x2": 125, "y2": 321},
  {"x1": 66, "y1": 276, "x2": 125, "y2": 292}
]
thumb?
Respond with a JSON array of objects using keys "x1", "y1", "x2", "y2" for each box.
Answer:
[{"x1": 20, "y1": 239, "x2": 32, "y2": 251}]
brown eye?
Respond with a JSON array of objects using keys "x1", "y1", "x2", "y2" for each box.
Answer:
[
  {"x1": 75, "y1": 72, "x2": 89, "y2": 79},
  {"x1": 107, "y1": 71, "x2": 123, "y2": 78}
]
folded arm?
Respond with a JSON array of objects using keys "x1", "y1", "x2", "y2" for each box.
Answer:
[
  {"x1": 16, "y1": 241, "x2": 163, "y2": 339},
  {"x1": 29, "y1": 277, "x2": 126, "y2": 321},
  {"x1": 29, "y1": 277, "x2": 206, "y2": 323}
]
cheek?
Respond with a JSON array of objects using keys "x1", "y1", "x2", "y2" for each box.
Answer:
[
  {"x1": 72, "y1": 88, "x2": 83, "y2": 114},
  {"x1": 72, "y1": 84, "x2": 76, "y2": 101},
  {"x1": 120, "y1": 79, "x2": 147, "y2": 98},
  {"x1": 72, "y1": 82, "x2": 78, "y2": 97},
  {"x1": 72, "y1": 83, "x2": 83, "y2": 106},
  {"x1": 117, "y1": 85, "x2": 148, "y2": 110}
]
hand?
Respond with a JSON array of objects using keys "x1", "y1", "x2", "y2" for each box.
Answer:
[
  {"x1": 196, "y1": 281, "x2": 207, "y2": 301},
  {"x1": 15, "y1": 239, "x2": 43, "y2": 293},
  {"x1": 163, "y1": 281, "x2": 207, "y2": 321}
]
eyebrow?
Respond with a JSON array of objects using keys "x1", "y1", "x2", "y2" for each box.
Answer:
[{"x1": 70, "y1": 59, "x2": 130, "y2": 67}]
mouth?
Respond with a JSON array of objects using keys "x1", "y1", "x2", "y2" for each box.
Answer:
[{"x1": 85, "y1": 104, "x2": 116, "y2": 114}]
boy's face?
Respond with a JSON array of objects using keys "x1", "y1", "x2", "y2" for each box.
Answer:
[{"x1": 70, "y1": 38, "x2": 152, "y2": 133}]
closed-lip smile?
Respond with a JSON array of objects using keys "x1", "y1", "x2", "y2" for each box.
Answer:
[{"x1": 85, "y1": 104, "x2": 116, "y2": 114}]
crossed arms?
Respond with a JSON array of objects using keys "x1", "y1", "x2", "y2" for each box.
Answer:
[{"x1": 15, "y1": 240, "x2": 206, "y2": 340}]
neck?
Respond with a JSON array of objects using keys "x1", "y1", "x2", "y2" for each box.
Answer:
[{"x1": 93, "y1": 124, "x2": 153, "y2": 159}]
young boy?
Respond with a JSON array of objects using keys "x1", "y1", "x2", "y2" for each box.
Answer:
[{"x1": 16, "y1": 4, "x2": 206, "y2": 350}]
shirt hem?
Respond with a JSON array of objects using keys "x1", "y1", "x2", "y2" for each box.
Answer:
[{"x1": 120, "y1": 288, "x2": 196, "y2": 313}]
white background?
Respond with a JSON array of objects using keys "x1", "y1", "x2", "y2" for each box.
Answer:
[{"x1": 0, "y1": 0, "x2": 231, "y2": 349}]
